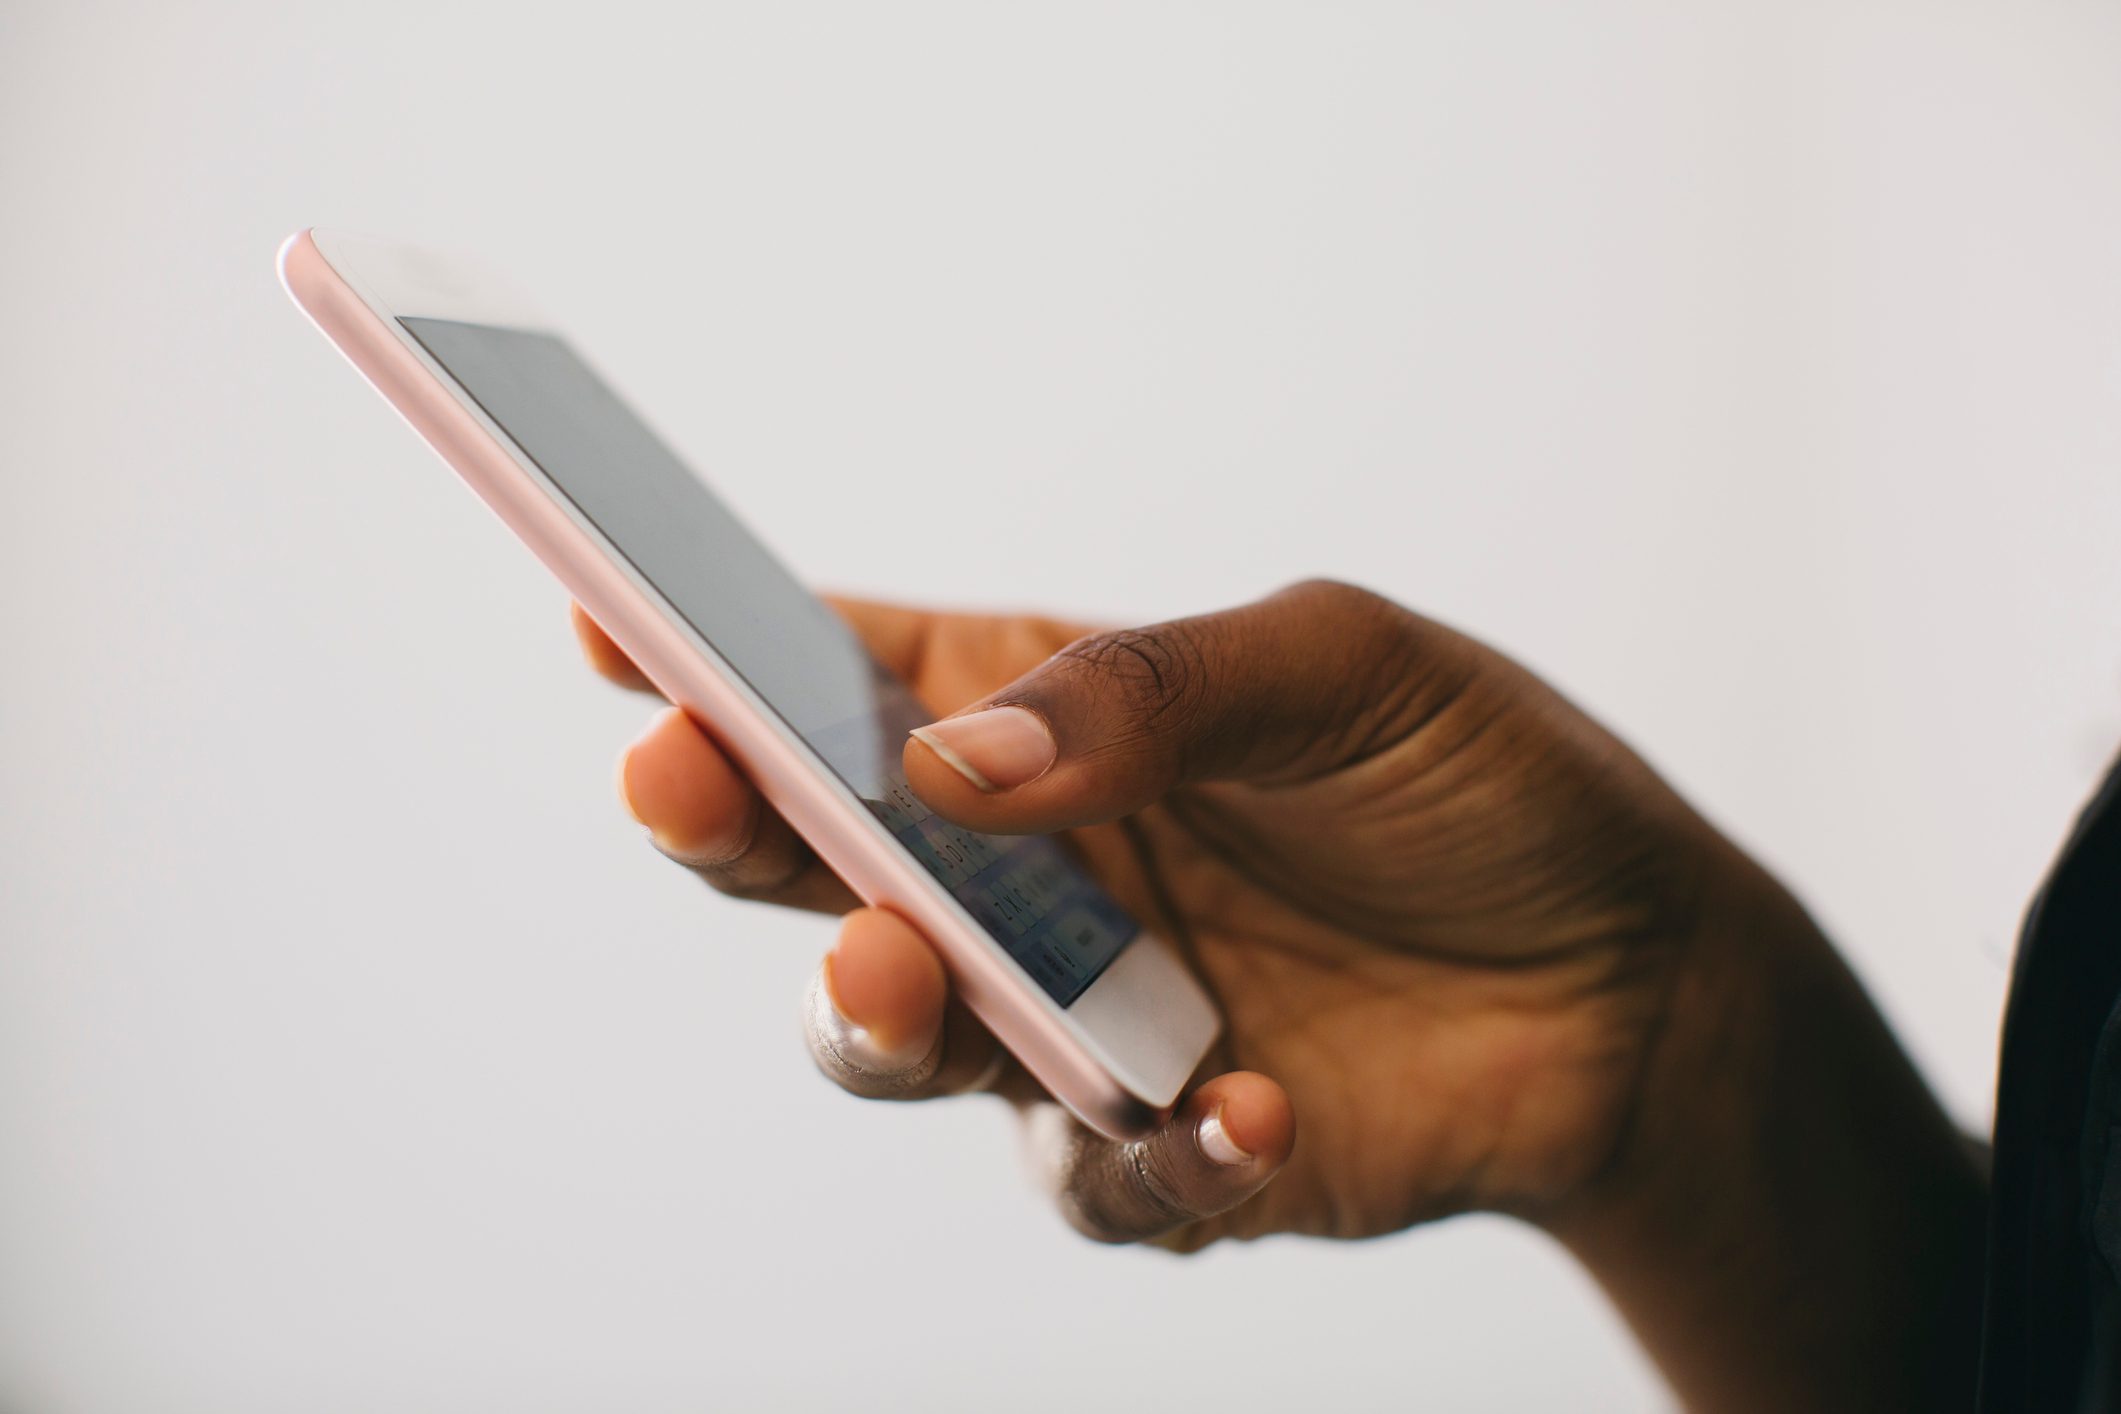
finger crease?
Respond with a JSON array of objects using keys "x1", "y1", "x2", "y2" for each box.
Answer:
[{"x1": 1126, "y1": 1140, "x2": 1193, "y2": 1229}]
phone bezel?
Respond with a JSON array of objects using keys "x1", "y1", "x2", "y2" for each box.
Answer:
[{"x1": 280, "y1": 228, "x2": 1220, "y2": 1137}]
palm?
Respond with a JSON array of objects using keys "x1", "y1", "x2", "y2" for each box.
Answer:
[{"x1": 880, "y1": 604, "x2": 1703, "y2": 1247}]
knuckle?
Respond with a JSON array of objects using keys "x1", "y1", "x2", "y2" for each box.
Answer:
[
  {"x1": 1277, "y1": 576, "x2": 1385, "y2": 617},
  {"x1": 802, "y1": 972, "x2": 942, "y2": 1099},
  {"x1": 646, "y1": 798, "x2": 769, "y2": 884},
  {"x1": 688, "y1": 818, "x2": 812, "y2": 903},
  {"x1": 1049, "y1": 622, "x2": 1216, "y2": 768},
  {"x1": 694, "y1": 857, "x2": 782, "y2": 901},
  {"x1": 1273, "y1": 577, "x2": 1485, "y2": 751},
  {"x1": 811, "y1": 1051, "x2": 939, "y2": 1100},
  {"x1": 1125, "y1": 1138, "x2": 1200, "y2": 1228},
  {"x1": 1054, "y1": 1136, "x2": 1196, "y2": 1245},
  {"x1": 1276, "y1": 578, "x2": 1420, "y2": 655},
  {"x1": 1059, "y1": 624, "x2": 1208, "y2": 717}
]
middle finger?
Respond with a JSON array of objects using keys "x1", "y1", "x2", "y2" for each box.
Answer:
[{"x1": 619, "y1": 706, "x2": 859, "y2": 913}]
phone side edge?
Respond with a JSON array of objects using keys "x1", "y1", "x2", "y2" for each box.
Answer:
[{"x1": 276, "y1": 229, "x2": 1172, "y2": 1141}]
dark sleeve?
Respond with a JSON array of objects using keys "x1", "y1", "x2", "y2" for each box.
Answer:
[{"x1": 1978, "y1": 754, "x2": 2121, "y2": 1412}]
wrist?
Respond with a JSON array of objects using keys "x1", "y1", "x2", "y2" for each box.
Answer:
[{"x1": 1541, "y1": 844, "x2": 1988, "y2": 1412}]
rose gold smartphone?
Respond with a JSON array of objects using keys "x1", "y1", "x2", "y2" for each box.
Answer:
[{"x1": 278, "y1": 228, "x2": 1219, "y2": 1140}]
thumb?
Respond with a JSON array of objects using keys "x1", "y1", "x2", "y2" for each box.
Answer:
[{"x1": 904, "y1": 579, "x2": 1466, "y2": 833}]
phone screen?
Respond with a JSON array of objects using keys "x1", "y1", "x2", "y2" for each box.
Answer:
[{"x1": 400, "y1": 318, "x2": 1135, "y2": 1006}]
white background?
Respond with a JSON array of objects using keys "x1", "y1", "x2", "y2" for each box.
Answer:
[{"x1": 4, "y1": 2, "x2": 2119, "y2": 1409}]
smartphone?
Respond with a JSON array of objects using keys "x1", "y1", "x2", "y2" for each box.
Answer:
[{"x1": 278, "y1": 228, "x2": 1220, "y2": 1139}]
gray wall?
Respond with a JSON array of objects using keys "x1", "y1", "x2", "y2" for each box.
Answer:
[{"x1": 4, "y1": 2, "x2": 2119, "y2": 1409}]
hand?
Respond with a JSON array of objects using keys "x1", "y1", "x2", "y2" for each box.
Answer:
[
  {"x1": 579, "y1": 581, "x2": 1724, "y2": 1251},
  {"x1": 577, "y1": 578, "x2": 1988, "y2": 1411}
]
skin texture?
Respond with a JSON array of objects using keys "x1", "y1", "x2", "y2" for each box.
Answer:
[{"x1": 577, "y1": 581, "x2": 1988, "y2": 1411}]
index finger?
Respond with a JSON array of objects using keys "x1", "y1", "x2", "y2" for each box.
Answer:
[{"x1": 821, "y1": 595, "x2": 935, "y2": 681}]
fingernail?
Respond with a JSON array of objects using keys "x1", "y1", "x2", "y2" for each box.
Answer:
[
  {"x1": 812, "y1": 955, "x2": 935, "y2": 1074},
  {"x1": 1197, "y1": 1106, "x2": 1251, "y2": 1167},
  {"x1": 910, "y1": 707, "x2": 1056, "y2": 792}
]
